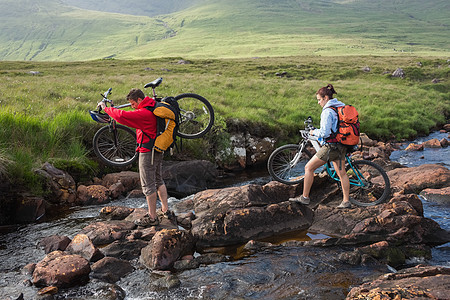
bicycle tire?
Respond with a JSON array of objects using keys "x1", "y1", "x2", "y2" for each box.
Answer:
[
  {"x1": 174, "y1": 93, "x2": 214, "y2": 139},
  {"x1": 267, "y1": 144, "x2": 313, "y2": 185},
  {"x1": 347, "y1": 160, "x2": 391, "y2": 206},
  {"x1": 93, "y1": 124, "x2": 138, "y2": 168}
]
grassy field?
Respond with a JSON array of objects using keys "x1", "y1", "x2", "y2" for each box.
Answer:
[
  {"x1": 1, "y1": 0, "x2": 449, "y2": 60},
  {"x1": 0, "y1": 56, "x2": 448, "y2": 192}
]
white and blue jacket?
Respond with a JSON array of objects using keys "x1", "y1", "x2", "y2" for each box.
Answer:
[{"x1": 310, "y1": 98, "x2": 345, "y2": 145}]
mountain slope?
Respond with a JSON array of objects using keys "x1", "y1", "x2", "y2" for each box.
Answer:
[{"x1": 0, "y1": 0, "x2": 448, "y2": 61}]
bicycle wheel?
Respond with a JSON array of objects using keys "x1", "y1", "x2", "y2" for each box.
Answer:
[
  {"x1": 93, "y1": 124, "x2": 138, "y2": 167},
  {"x1": 267, "y1": 144, "x2": 313, "y2": 185},
  {"x1": 347, "y1": 160, "x2": 391, "y2": 206},
  {"x1": 174, "y1": 93, "x2": 214, "y2": 139}
]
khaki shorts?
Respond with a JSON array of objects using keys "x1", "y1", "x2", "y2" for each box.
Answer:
[
  {"x1": 315, "y1": 143, "x2": 347, "y2": 162},
  {"x1": 139, "y1": 151, "x2": 165, "y2": 196}
]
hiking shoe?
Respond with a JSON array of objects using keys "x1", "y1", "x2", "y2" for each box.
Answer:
[
  {"x1": 289, "y1": 195, "x2": 310, "y2": 205},
  {"x1": 134, "y1": 214, "x2": 159, "y2": 227},
  {"x1": 337, "y1": 201, "x2": 352, "y2": 209},
  {"x1": 163, "y1": 210, "x2": 175, "y2": 220}
]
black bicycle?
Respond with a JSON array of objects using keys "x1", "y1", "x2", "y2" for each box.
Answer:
[
  {"x1": 267, "y1": 117, "x2": 390, "y2": 206},
  {"x1": 89, "y1": 77, "x2": 214, "y2": 167}
]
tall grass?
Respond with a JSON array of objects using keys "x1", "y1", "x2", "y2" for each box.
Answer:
[{"x1": 0, "y1": 56, "x2": 448, "y2": 191}]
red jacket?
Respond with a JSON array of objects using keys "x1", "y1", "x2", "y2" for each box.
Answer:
[{"x1": 104, "y1": 97, "x2": 157, "y2": 153}]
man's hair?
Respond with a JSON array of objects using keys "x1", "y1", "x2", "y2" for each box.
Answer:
[{"x1": 127, "y1": 88, "x2": 146, "y2": 101}]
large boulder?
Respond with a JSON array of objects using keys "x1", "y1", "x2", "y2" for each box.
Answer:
[
  {"x1": 32, "y1": 251, "x2": 90, "y2": 288},
  {"x1": 140, "y1": 229, "x2": 195, "y2": 270},
  {"x1": 191, "y1": 183, "x2": 314, "y2": 248},
  {"x1": 347, "y1": 265, "x2": 450, "y2": 299},
  {"x1": 80, "y1": 220, "x2": 136, "y2": 246},
  {"x1": 387, "y1": 164, "x2": 450, "y2": 194},
  {"x1": 34, "y1": 162, "x2": 77, "y2": 205},
  {"x1": 162, "y1": 160, "x2": 219, "y2": 197},
  {"x1": 65, "y1": 233, "x2": 104, "y2": 262}
]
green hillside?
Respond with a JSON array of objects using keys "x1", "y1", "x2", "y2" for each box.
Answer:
[{"x1": 0, "y1": 0, "x2": 449, "y2": 61}]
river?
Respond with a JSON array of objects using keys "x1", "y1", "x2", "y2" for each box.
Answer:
[{"x1": 0, "y1": 132, "x2": 448, "y2": 300}]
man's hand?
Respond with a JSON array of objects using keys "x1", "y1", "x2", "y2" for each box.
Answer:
[{"x1": 97, "y1": 101, "x2": 106, "y2": 110}]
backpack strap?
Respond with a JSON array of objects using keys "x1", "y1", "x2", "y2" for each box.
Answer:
[{"x1": 325, "y1": 106, "x2": 339, "y2": 144}]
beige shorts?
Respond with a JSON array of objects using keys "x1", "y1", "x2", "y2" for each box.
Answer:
[
  {"x1": 315, "y1": 143, "x2": 347, "y2": 162},
  {"x1": 139, "y1": 151, "x2": 165, "y2": 196}
]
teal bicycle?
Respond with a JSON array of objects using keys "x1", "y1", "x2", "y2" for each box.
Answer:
[{"x1": 267, "y1": 117, "x2": 390, "y2": 206}]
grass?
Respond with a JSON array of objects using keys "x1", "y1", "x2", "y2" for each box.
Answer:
[
  {"x1": 0, "y1": 55, "x2": 448, "y2": 192},
  {"x1": 0, "y1": 0, "x2": 449, "y2": 60}
]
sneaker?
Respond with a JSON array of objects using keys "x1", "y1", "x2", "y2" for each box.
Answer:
[
  {"x1": 337, "y1": 201, "x2": 352, "y2": 209},
  {"x1": 134, "y1": 214, "x2": 159, "y2": 227},
  {"x1": 289, "y1": 195, "x2": 310, "y2": 205}
]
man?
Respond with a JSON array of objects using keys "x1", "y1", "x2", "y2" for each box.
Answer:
[{"x1": 98, "y1": 88, "x2": 171, "y2": 226}]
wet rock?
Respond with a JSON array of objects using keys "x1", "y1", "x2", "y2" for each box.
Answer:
[
  {"x1": 91, "y1": 257, "x2": 134, "y2": 283},
  {"x1": 66, "y1": 233, "x2": 104, "y2": 262},
  {"x1": 34, "y1": 162, "x2": 77, "y2": 205},
  {"x1": 100, "y1": 206, "x2": 135, "y2": 220},
  {"x1": 38, "y1": 235, "x2": 71, "y2": 254},
  {"x1": 173, "y1": 258, "x2": 200, "y2": 271},
  {"x1": 140, "y1": 229, "x2": 195, "y2": 270},
  {"x1": 387, "y1": 164, "x2": 450, "y2": 193},
  {"x1": 346, "y1": 265, "x2": 450, "y2": 299},
  {"x1": 14, "y1": 195, "x2": 47, "y2": 223},
  {"x1": 440, "y1": 137, "x2": 449, "y2": 147},
  {"x1": 405, "y1": 143, "x2": 423, "y2": 151},
  {"x1": 420, "y1": 186, "x2": 450, "y2": 205},
  {"x1": 151, "y1": 274, "x2": 181, "y2": 289},
  {"x1": 162, "y1": 160, "x2": 218, "y2": 197},
  {"x1": 76, "y1": 185, "x2": 110, "y2": 205},
  {"x1": 422, "y1": 138, "x2": 441, "y2": 148},
  {"x1": 22, "y1": 263, "x2": 36, "y2": 276},
  {"x1": 191, "y1": 184, "x2": 314, "y2": 248},
  {"x1": 101, "y1": 239, "x2": 148, "y2": 260},
  {"x1": 37, "y1": 286, "x2": 58, "y2": 295},
  {"x1": 80, "y1": 220, "x2": 136, "y2": 246},
  {"x1": 108, "y1": 181, "x2": 126, "y2": 199},
  {"x1": 194, "y1": 252, "x2": 230, "y2": 265},
  {"x1": 32, "y1": 251, "x2": 90, "y2": 288}
]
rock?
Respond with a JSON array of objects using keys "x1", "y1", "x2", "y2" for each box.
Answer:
[
  {"x1": 34, "y1": 162, "x2": 77, "y2": 205},
  {"x1": 387, "y1": 164, "x2": 450, "y2": 194},
  {"x1": 80, "y1": 220, "x2": 136, "y2": 246},
  {"x1": 32, "y1": 251, "x2": 91, "y2": 288},
  {"x1": 346, "y1": 265, "x2": 450, "y2": 299},
  {"x1": 191, "y1": 184, "x2": 314, "y2": 248},
  {"x1": 22, "y1": 263, "x2": 36, "y2": 276},
  {"x1": 422, "y1": 138, "x2": 441, "y2": 148},
  {"x1": 99, "y1": 206, "x2": 135, "y2": 220},
  {"x1": 65, "y1": 233, "x2": 104, "y2": 262},
  {"x1": 38, "y1": 235, "x2": 71, "y2": 254},
  {"x1": 102, "y1": 171, "x2": 141, "y2": 192},
  {"x1": 359, "y1": 133, "x2": 377, "y2": 147},
  {"x1": 101, "y1": 239, "x2": 148, "y2": 260},
  {"x1": 14, "y1": 195, "x2": 47, "y2": 223},
  {"x1": 392, "y1": 68, "x2": 405, "y2": 78},
  {"x1": 38, "y1": 286, "x2": 58, "y2": 295},
  {"x1": 308, "y1": 194, "x2": 449, "y2": 248},
  {"x1": 76, "y1": 185, "x2": 110, "y2": 205},
  {"x1": 361, "y1": 66, "x2": 371, "y2": 72},
  {"x1": 443, "y1": 124, "x2": 450, "y2": 132},
  {"x1": 108, "y1": 181, "x2": 126, "y2": 199},
  {"x1": 440, "y1": 137, "x2": 449, "y2": 147},
  {"x1": 420, "y1": 186, "x2": 450, "y2": 205},
  {"x1": 162, "y1": 160, "x2": 218, "y2": 197},
  {"x1": 140, "y1": 229, "x2": 195, "y2": 270},
  {"x1": 194, "y1": 252, "x2": 230, "y2": 265},
  {"x1": 91, "y1": 257, "x2": 134, "y2": 283},
  {"x1": 405, "y1": 143, "x2": 423, "y2": 151}
]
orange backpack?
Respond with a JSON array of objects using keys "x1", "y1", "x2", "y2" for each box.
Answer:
[{"x1": 326, "y1": 105, "x2": 360, "y2": 146}]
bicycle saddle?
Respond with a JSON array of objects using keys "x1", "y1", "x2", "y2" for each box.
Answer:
[{"x1": 144, "y1": 77, "x2": 163, "y2": 89}]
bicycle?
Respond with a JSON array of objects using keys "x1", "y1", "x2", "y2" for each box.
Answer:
[
  {"x1": 89, "y1": 77, "x2": 214, "y2": 168},
  {"x1": 267, "y1": 117, "x2": 390, "y2": 206}
]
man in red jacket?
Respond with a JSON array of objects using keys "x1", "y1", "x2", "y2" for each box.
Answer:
[{"x1": 98, "y1": 88, "x2": 170, "y2": 226}]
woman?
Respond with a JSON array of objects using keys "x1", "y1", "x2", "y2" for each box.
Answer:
[{"x1": 291, "y1": 84, "x2": 351, "y2": 208}]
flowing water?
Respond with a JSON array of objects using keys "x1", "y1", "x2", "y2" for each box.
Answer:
[{"x1": 0, "y1": 132, "x2": 448, "y2": 300}]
